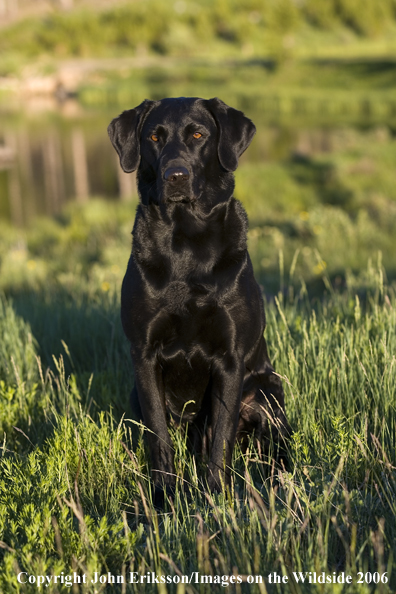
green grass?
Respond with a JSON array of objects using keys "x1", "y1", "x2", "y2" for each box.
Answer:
[
  {"x1": 1, "y1": 268, "x2": 396, "y2": 592},
  {"x1": 0, "y1": 197, "x2": 396, "y2": 592}
]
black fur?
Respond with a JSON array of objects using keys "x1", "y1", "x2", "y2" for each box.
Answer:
[{"x1": 108, "y1": 97, "x2": 290, "y2": 504}]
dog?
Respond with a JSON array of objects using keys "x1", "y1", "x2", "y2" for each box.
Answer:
[{"x1": 108, "y1": 97, "x2": 290, "y2": 505}]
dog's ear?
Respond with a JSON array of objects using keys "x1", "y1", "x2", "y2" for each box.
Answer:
[
  {"x1": 206, "y1": 97, "x2": 256, "y2": 172},
  {"x1": 108, "y1": 99, "x2": 155, "y2": 173}
]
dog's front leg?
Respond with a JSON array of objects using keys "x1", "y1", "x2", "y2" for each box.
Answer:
[
  {"x1": 134, "y1": 361, "x2": 175, "y2": 506},
  {"x1": 207, "y1": 360, "x2": 244, "y2": 492}
]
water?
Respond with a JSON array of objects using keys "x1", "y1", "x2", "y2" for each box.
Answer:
[
  {"x1": 0, "y1": 102, "x2": 134, "y2": 225},
  {"x1": 0, "y1": 96, "x2": 391, "y2": 225}
]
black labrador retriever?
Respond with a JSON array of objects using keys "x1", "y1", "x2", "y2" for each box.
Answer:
[{"x1": 108, "y1": 97, "x2": 290, "y2": 504}]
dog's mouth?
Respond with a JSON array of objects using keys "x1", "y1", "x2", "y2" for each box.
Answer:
[{"x1": 165, "y1": 193, "x2": 192, "y2": 204}]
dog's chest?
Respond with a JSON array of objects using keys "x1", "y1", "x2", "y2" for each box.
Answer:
[
  {"x1": 145, "y1": 290, "x2": 232, "y2": 413},
  {"x1": 149, "y1": 288, "x2": 231, "y2": 355}
]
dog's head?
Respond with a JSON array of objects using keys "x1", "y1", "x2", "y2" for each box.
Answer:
[{"x1": 108, "y1": 97, "x2": 256, "y2": 208}]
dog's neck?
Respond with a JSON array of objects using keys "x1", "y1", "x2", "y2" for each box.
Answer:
[{"x1": 131, "y1": 197, "x2": 248, "y2": 288}]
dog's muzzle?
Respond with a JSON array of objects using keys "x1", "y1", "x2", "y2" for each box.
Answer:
[{"x1": 163, "y1": 166, "x2": 192, "y2": 203}]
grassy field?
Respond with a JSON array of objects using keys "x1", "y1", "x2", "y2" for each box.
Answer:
[{"x1": 0, "y1": 192, "x2": 396, "y2": 591}]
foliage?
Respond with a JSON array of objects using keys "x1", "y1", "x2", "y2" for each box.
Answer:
[
  {"x1": 2, "y1": 0, "x2": 396, "y2": 66},
  {"x1": 302, "y1": 0, "x2": 396, "y2": 36}
]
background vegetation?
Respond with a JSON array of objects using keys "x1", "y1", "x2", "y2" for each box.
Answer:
[
  {"x1": 2, "y1": 0, "x2": 396, "y2": 69},
  {"x1": 1, "y1": 1, "x2": 396, "y2": 592}
]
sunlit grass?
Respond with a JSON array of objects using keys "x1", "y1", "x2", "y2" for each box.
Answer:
[{"x1": 1, "y1": 258, "x2": 395, "y2": 591}]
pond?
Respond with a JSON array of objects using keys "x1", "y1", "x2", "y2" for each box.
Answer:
[{"x1": 1, "y1": 90, "x2": 395, "y2": 226}]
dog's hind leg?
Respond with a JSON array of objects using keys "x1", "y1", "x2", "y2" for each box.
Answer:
[{"x1": 238, "y1": 337, "x2": 290, "y2": 464}]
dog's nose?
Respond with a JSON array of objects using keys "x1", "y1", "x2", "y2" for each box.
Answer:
[{"x1": 164, "y1": 167, "x2": 190, "y2": 182}]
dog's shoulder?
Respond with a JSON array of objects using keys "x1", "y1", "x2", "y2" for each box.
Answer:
[{"x1": 224, "y1": 197, "x2": 248, "y2": 244}]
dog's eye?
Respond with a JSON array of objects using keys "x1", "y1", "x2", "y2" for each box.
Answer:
[
  {"x1": 193, "y1": 132, "x2": 202, "y2": 139},
  {"x1": 151, "y1": 134, "x2": 159, "y2": 142}
]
